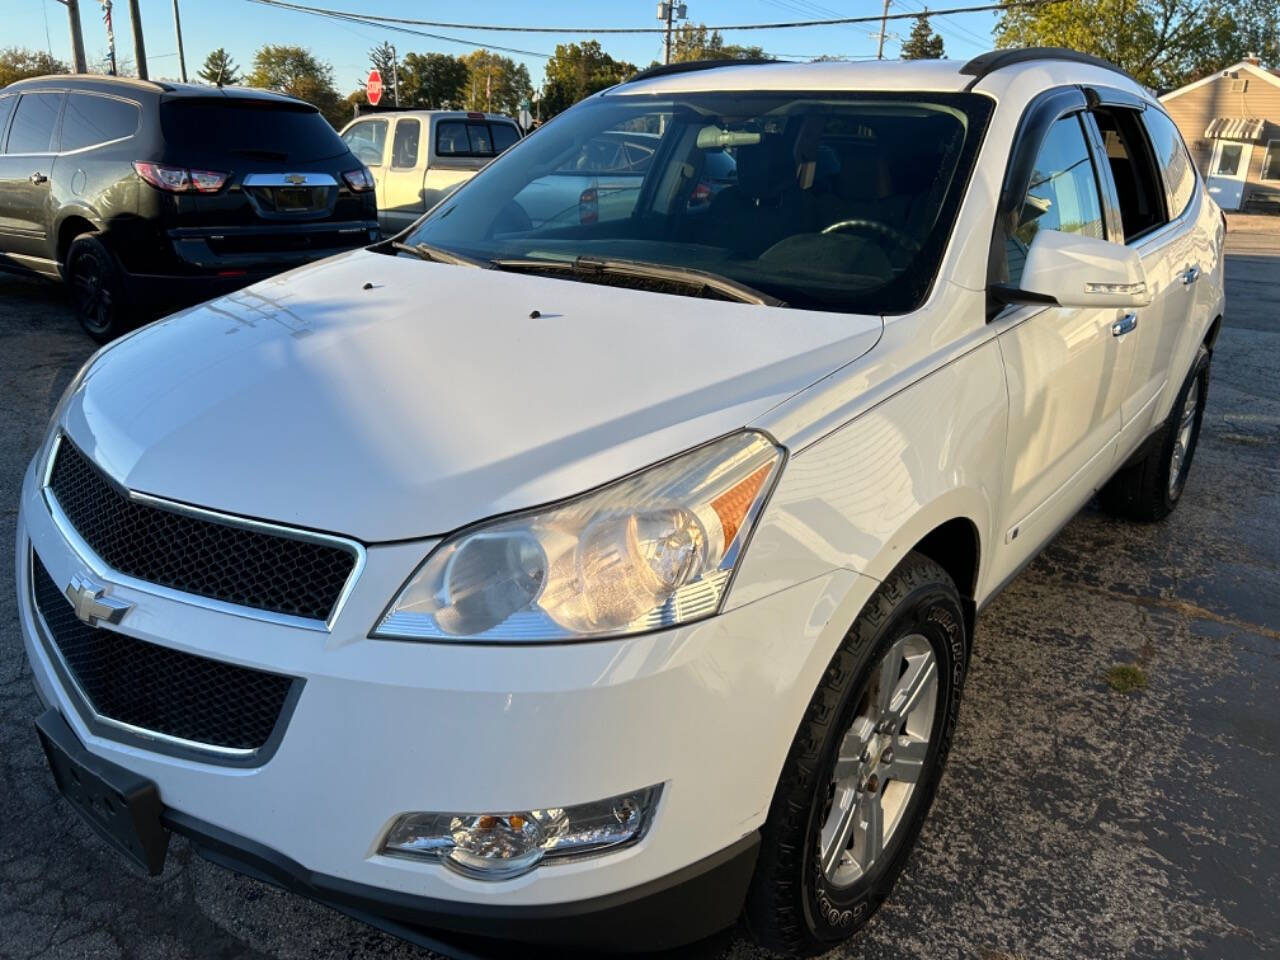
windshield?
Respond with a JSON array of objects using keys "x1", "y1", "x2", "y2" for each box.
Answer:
[
  {"x1": 160, "y1": 99, "x2": 350, "y2": 163},
  {"x1": 404, "y1": 91, "x2": 992, "y2": 313}
]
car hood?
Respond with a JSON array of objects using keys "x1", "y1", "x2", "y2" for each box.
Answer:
[{"x1": 64, "y1": 250, "x2": 882, "y2": 542}]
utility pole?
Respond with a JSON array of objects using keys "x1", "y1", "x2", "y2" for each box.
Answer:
[
  {"x1": 390, "y1": 44, "x2": 400, "y2": 107},
  {"x1": 127, "y1": 0, "x2": 147, "y2": 79},
  {"x1": 171, "y1": 0, "x2": 187, "y2": 82},
  {"x1": 876, "y1": 0, "x2": 891, "y2": 60},
  {"x1": 62, "y1": 0, "x2": 88, "y2": 73},
  {"x1": 658, "y1": 2, "x2": 687, "y2": 66}
]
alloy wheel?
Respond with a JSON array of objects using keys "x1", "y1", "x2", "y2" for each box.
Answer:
[
  {"x1": 72, "y1": 250, "x2": 113, "y2": 336},
  {"x1": 818, "y1": 633, "x2": 938, "y2": 888},
  {"x1": 1169, "y1": 379, "x2": 1200, "y2": 496}
]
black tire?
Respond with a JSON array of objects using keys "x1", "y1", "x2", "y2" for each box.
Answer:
[
  {"x1": 1099, "y1": 345, "x2": 1211, "y2": 522},
  {"x1": 65, "y1": 234, "x2": 131, "y2": 343},
  {"x1": 744, "y1": 553, "x2": 967, "y2": 957}
]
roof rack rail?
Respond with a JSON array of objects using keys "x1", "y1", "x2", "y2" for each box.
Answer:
[
  {"x1": 626, "y1": 58, "x2": 773, "y2": 84},
  {"x1": 959, "y1": 47, "x2": 1141, "y2": 89}
]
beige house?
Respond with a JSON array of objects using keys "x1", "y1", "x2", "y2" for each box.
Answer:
[{"x1": 1160, "y1": 57, "x2": 1280, "y2": 212}]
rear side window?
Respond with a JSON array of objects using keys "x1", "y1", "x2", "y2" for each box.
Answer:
[
  {"x1": 1142, "y1": 108, "x2": 1196, "y2": 219},
  {"x1": 342, "y1": 119, "x2": 387, "y2": 166},
  {"x1": 60, "y1": 93, "x2": 140, "y2": 152},
  {"x1": 1091, "y1": 107, "x2": 1167, "y2": 241},
  {"x1": 436, "y1": 120, "x2": 517, "y2": 158},
  {"x1": 6, "y1": 93, "x2": 63, "y2": 154},
  {"x1": 160, "y1": 100, "x2": 347, "y2": 162},
  {"x1": 0, "y1": 96, "x2": 15, "y2": 147},
  {"x1": 1008, "y1": 115, "x2": 1105, "y2": 287},
  {"x1": 391, "y1": 118, "x2": 420, "y2": 168}
]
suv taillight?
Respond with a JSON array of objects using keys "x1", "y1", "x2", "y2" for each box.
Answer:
[
  {"x1": 133, "y1": 161, "x2": 228, "y2": 194},
  {"x1": 342, "y1": 167, "x2": 375, "y2": 192}
]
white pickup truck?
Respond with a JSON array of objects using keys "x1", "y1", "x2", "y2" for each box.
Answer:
[{"x1": 338, "y1": 109, "x2": 521, "y2": 234}]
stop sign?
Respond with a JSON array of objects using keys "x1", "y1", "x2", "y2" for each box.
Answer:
[{"x1": 366, "y1": 69, "x2": 383, "y2": 107}]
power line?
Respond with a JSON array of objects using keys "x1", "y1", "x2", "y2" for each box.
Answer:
[{"x1": 245, "y1": 0, "x2": 1064, "y2": 36}]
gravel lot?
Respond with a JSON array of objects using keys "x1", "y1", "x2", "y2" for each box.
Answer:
[{"x1": 2, "y1": 233, "x2": 1277, "y2": 960}]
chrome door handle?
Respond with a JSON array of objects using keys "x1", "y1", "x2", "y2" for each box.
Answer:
[
  {"x1": 29, "y1": 172, "x2": 48, "y2": 185},
  {"x1": 1112, "y1": 312, "x2": 1138, "y2": 337},
  {"x1": 1182, "y1": 264, "x2": 1200, "y2": 285}
]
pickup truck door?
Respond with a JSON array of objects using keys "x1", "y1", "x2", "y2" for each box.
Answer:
[
  {"x1": 990, "y1": 112, "x2": 1130, "y2": 584},
  {"x1": 380, "y1": 116, "x2": 428, "y2": 235},
  {"x1": 339, "y1": 117, "x2": 390, "y2": 218}
]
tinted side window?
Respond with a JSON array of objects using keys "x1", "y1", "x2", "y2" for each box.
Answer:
[
  {"x1": 60, "y1": 93, "x2": 140, "y2": 152},
  {"x1": 1142, "y1": 108, "x2": 1195, "y2": 218},
  {"x1": 391, "y1": 118, "x2": 420, "y2": 168},
  {"x1": 340, "y1": 119, "x2": 387, "y2": 166},
  {"x1": 0, "y1": 96, "x2": 15, "y2": 148},
  {"x1": 1009, "y1": 115, "x2": 1105, "y2": 287},
  {"x1": 6, "y1": 93, "x2": 63, "y2": 154}
]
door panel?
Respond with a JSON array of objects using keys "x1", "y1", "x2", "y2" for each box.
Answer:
[
  {"x1": 989, "y1": 113, "x2": 1125, "y2": 586},
  {"x1": 995, "y1": 305, "x2": 1124, "y2": 574},
  {"x1": 0, "y1": 92, "x2": 61, "y2": 261},
  {"x1": 381, "y1": 117, "x2": 427, "y2": 234}
]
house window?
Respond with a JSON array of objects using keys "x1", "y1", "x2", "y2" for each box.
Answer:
[{"x1": 1262, "y1": 140, "x2": 1280, "y2": 182}]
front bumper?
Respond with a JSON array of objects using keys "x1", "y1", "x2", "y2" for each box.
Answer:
[{"x1": 16, "y1": 450, "x2": 874, "y2": 950}]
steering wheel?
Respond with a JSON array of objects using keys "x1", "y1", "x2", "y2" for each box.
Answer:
[{"x1": 821, "y1": 218, "x2": 922, "y2": 254}]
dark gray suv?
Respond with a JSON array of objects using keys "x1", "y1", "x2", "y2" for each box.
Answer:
[{"x1": 0, "y1": 75, "x2": 378, "y2": 341}]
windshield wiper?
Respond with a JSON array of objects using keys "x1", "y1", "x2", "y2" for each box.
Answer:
[
  {"x1": 490, "y1": 255, "x2": 785, "y2": 307},
  {"x1": 390, "y1": 240, "x2": 491, "y2": 269}
]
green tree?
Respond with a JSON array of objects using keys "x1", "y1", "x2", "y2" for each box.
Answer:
[
  {"x1": 901, "y1": 14, "x2": 946, "y2": 60},
  {"x1": 400, "y1": 52, "x2": 469, "y2": 108},
  {"x1": 0, "y1": 47, "x2": 68, "y2": 87},
  {"x1": 197, "y1": 47, "x2": 240, "y2": 86},
  {"x1": 995, "y1": 0, "x2": 1278, "y2": 90},
  {"x1": 247, "y1": 45, "x2": 344, "y2": 127},
  {"x1": 460, "y1": 49, "x2": 532, "y2": 116},
  {"x1": 670, "y1": 24, "x2": 769, "y2": 63},
  {"x1": 542, "y1": 41, "x2": 636, "y2": 117}
]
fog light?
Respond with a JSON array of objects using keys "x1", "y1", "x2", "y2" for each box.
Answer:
[{"x1": 380, "y1": 785, "x2": 662, "y2": 880}]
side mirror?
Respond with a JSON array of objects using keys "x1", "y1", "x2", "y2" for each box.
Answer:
[{"x1": 994, "y1": 228, "x2": 1152, "y2": 309}]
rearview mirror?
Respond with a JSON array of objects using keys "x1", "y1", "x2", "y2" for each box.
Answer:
[{"x1": 995, "y1": 228, "x2": 1152, "y2": 309}]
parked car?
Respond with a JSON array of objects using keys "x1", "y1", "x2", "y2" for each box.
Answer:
[
  {"x1": 338, "y1": 109, "x2": 520, "y2": 234},
  {"x1": 0, "y1": 75, "x2": 379, "y2": 342},
  {"x1": 20, "y1": 50, "x2": 1224, "y2": 957}
]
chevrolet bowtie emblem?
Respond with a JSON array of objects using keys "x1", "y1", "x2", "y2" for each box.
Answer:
[
  {"x1": 65, "y1": 575, "x2": 132, "y2": 627},
  {"x1": 284, "y1": 174, "x2": 307, "y2": 185}
]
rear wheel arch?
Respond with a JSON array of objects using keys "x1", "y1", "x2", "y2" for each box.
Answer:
[{"x1": 55, "y1": 214, "x2": 100, "y2": 269}]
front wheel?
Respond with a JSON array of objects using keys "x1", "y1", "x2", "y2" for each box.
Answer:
[
  {"x1": 66, "y1": 234, "x2": 131, "y2": 343},
  {"x1": 744, "y1": 553, "x2": 967, "y2": 956}
]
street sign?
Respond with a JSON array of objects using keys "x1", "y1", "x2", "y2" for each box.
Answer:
[
  {"x1": 518, "y1": 108, "x2": 533, "y2": 130},
  {"x1": 366, "y1": 68, "x2": 383, "y2": 107}
]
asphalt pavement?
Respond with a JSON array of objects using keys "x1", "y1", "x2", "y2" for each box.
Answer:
[{"x1": 1, "y1": 232, "x2": 1277, "y2": 960}]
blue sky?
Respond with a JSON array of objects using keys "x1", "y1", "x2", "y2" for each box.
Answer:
[{"x1": 16, "y1": 0, "x2": 1002, "y2": 92}]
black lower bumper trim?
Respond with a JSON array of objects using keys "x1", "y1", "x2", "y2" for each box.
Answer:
[{"x1": 164, "y1": 809, "x2": 759, "y2": 957}]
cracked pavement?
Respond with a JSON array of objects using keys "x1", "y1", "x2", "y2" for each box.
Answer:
[{"x1": 2, "y1": 230, "x2": 1277, "y2": 959}]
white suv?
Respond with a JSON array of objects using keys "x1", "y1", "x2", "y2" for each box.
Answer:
[{"x1": 18, "y1": 49, "x2": 1224, "y2": 957}]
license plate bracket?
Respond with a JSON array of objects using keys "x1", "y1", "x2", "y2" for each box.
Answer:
[{"x1": 35, "y1": 708, "x2": 170, "y2": 874}]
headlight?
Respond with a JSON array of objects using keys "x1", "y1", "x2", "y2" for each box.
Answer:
[{"x1": 374, "y1": 430, "x2": 783, "y2": 641}]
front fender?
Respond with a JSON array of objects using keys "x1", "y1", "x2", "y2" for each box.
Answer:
[{"x1": 726, "y1": 337, "x2": 1007, "y2": 614}]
